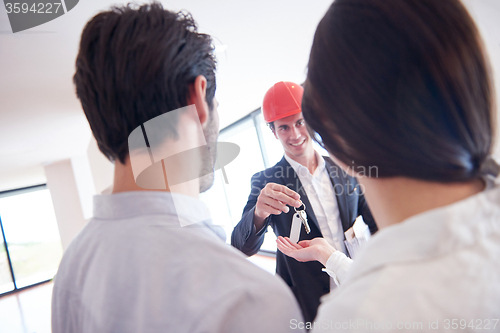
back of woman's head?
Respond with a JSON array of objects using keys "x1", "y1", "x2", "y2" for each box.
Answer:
[{"x1": 303, "y1": 0, "x2": 495, "y2": 182}]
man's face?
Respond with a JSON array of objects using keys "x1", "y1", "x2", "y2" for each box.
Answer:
[
  {"x1": 199, "y1": 97, "x2": 219, "y2": 193},
  {"x1": 273, "y1": 112, "x2": 314, "y2": 159}
]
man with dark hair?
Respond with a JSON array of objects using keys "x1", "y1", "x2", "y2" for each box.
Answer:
[
  {"x1": 51, "y1": 3, "x2": 303, "y2": 333},
  {"x1": 231, "y1": 81, "x2": 377, "y2": 323}
]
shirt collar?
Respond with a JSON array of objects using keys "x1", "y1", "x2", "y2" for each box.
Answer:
[
  {"x1": 346, "y1": 182, "x2": 500, "y2": 283},
  {"x1": 284, "y1": 150, "x2": 325, "y2": 177},
  {"x1": 92, "y1": 191, "x2": 225, "y2": 241}
]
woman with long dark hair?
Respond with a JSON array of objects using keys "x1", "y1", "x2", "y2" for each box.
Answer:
[{"x1": 277, "y1": 0, "x2": 500, "y2": 329}]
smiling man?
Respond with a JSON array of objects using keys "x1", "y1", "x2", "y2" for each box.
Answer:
[{"x1": 231, "y1": 81, "x2": 378, "y2": 323}]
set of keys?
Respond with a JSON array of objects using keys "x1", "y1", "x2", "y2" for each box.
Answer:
[{"x1": 294, "y1": 203, "x2": 310, "y2": 234}]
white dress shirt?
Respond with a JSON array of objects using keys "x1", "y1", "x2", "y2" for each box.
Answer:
[
  {"x1": 313, "y1": 176, "x2": 500, "y2": 331},
  {"x1": 284, "y1": 152, "x2": 347, "y2": 255},
  {"x1": 52, "y1": 191, "x2": 304, "y2": 333}
]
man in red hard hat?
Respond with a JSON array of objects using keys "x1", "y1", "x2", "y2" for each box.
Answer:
[{"x1": 231, "y1": 81, "x2": 378, "y2": 323}]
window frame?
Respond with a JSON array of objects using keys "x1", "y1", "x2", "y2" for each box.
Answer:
[{"x1": 0, "y1": 184, "x2": 56, "y2": 297}]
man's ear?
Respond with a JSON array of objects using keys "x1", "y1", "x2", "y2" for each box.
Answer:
[{"x1": 188, "y1": 75, "x2": 210, "y2": 126}]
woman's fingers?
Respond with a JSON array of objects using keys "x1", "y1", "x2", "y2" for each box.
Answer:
[
  {"x1": 278, "y1": 236, "x2": 297, "y2": 247},
  {"x1": 276, "y1": 241, "x2": 291, "y2": 257},
  {"x1": 281, "y1": 237, "x2": 304, "y2": 250},
  {"x1": 277, "y1": 236, "x2": 294, "y2": 250},
  {"x1": 297, "y1": 240, "x2": 312, "y2": 247},
  {"x1": 276, "y1": 237, "x2": 298, "y2": 255}
]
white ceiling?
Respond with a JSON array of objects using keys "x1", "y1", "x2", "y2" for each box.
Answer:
[
  {"x1": 0, "y1": 0, "x2": 499, "y2": 192},
  {"x1": 0, "y1": 0, "x2": 332, "y2": 191}
]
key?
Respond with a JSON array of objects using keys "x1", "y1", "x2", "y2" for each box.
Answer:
[
  {"x1": 294, "y1": 204, "x2": 311, "y2": 234},
  {"x1": 299, "y1": 210, "x2": 311, "y2": 234}
]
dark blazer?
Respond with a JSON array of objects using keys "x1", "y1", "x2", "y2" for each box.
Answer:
[{"x1": 231, "y1": 156, "x2": 377, "y2": 323}]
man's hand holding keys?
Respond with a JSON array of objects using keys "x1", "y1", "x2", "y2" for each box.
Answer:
[{"x1": 253, "y1": 183, "x2": 302, "y2": 231}]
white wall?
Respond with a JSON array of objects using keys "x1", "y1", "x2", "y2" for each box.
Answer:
[
  {"x1": 87, "y1": 137, "x2": 114, "y2": 194},
  {"x1": 44, "y1": 159, "x2": 88, "y2": 251},
  {"x1": 0, "y1": 165, "x2": 46, "y2": 192},
  {"x1": 43, "y1": 139, "x2": 114, "y2": 251},
  {"x1": 464, "y1": 0, "x2": 500, "y2": 159}
]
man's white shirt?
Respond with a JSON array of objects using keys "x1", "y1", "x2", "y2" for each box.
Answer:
[{"x1": 51, "y1": 191, "x2": 304, "y2": 333}]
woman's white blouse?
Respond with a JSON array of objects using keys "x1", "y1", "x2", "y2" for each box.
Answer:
[
  {"x1": 317, "y1": 177, "x2": 500, "y2": 331},
  {"x1": 322, "y1": 251, "x2": 352, "y2": 286}
]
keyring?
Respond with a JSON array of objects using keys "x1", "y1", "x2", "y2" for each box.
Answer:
[{"x1": 294, "y1": 202, "x2": 306, "y2": 213}]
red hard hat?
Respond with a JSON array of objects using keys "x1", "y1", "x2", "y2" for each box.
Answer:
[{"x1": 262, "y1": 81, "x2": 304, "y2": 123}]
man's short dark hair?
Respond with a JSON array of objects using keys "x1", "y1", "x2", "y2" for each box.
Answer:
[
  {"x1": 268, "y1": 121, "x2": 275, "y2": 132},
  {"x1": 74, "y1": 2, "x2": 216, "y2": 164}
]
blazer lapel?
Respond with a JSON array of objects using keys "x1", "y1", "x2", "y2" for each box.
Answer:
[
  {"x1": 276, "y1": 157, "x2": 321, "y2": 234},
  {"x1": 324, "y1": 158, "x2": 351, "y2": 232}
]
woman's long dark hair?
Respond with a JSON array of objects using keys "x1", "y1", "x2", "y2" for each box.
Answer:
[{"x1": 303, "y1": 0, "x2": 495, "y2": 182}]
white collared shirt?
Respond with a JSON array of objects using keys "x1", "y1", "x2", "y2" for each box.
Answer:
[
  {"x1": 314, "y1": 177, "x2": 500, "y2": 331},
  {"x1": 52, "y1": 191, "x2": 304, "y2": 333},
  {"x1": 284, "y1": 152, "x2": 347, "y2": 255}
]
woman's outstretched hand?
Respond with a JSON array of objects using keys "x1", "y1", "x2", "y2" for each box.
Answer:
[{"x1": 276, "y1": 236, "x2": 336, "y2": 266}]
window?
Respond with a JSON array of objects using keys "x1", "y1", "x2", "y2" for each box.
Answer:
[
  {"x1": 0, "y1": 185, "x2": 63, "y2": 294},
  {"x1": 0, "y1": 234, "x2": 14, "y2": 294},
  {"x1": 256, "y1": 112, "x2": 284, "y2": 168}
]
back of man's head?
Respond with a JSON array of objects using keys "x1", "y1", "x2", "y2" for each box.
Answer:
[{"x1": 74, "y1": 2, "x2": 217, "y2": 164}]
